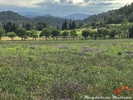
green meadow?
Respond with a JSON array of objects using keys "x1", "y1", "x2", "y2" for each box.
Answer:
[{"x1": 0, "y1": 39, "x2": 133, "y2": 99}]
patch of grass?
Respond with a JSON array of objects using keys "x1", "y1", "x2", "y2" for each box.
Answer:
[{"x1": 0, "y1": 39, "x2": 133, "y2": 99}]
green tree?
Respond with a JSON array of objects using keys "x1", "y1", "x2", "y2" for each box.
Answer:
[
  {"x1": 16, "y1": 28, "x2": 28, "y2": 40},
  {"x1": 7, "y1": 32, "x2": 16, "y2": 40},
  {"x1": 62, "y1": 31, "x2": 69, "y2": 40},
  {"x1": 25, "y1": 23, "x2": 32, "y2": 30},
  {"x1": 70, "y1": 30, "x2": 77, "y2": 39},
  {"x1": 121, "y1": 19, "x2": 130, "y2": 38},
  {"x1": 93, "y1": 31, "x2": 98, "y2": 40},
  {"x1": 40, "y1": 28, "x2": 51, "y2": 40},
  {"x1": 36, "y1": 22, "x2": 48, "y2": 31},
  {"x1": 51, "y1": 29, "x2": 60, "y2": 40},
  {"x1": 29, "y1": 30, "x2": 38, "y2": 40},
  {"x1": 89, "y1": 31, "x2": 94, "y2": 39},
  {"x1": 71, "y1": 20, "x2": 76, "y2": 29},
  {"x1": 102, "y1": 28, "x2": 109, "y2": 39},
  {"x1": 82, "y1": 30, "x2": 89, "y2": 40},
  {"x1": 62, "y1": 20, "x2": 68, "y2": 30},
  {"x1": 129, "y1": 26, "x2": 133, "y2": 38},
  {"x1": 97, "y1": 29, "x2": 103, "y2": 38},
  {"x1": 109, "y1": 28, "x2": 119, "y2": 38},
  {"x1": 0, "y1": 28, "x2": 5, "y2": 40},
  {"x1": 4, "y1": 22, "x2": 17, "y2": 33}
]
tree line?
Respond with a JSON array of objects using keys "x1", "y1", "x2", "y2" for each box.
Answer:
[
  {"x1": 0, "y1": 25, "x2": 133, "y2": 41},
  {"x1": 81, "y1": 27, "x2": 133, "y2": 40},
  {"x1": 82, "y1": 20, "x2": 133, "y2": 40},
  {"x1": 0, "y1": 18, "x2": 133, "y2": 41},
  {"x1": 0, "y1": 26, "x2": 78, "y2": 40}
]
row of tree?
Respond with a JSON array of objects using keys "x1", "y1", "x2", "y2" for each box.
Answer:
[
  {"x1": 0, "y1": 24, "x2": 133, "y2": 40},
  {"x1": 81, "y1": 26, "x2": 133, "y2": 40},
  {"x1": 3, "y1": 21, "x2": 48, "y2": 32},
  {"x1": 0, "y1": 27, "x2": 78, "y2": 40},
  {"x1": 3, "y1": 20, "x2": 77, "y2": 33},
  {"x1": 39, "y1": 28, "x2": 77, "y2": 40}
]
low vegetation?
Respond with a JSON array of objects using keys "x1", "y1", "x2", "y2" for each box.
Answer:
[{"x1": 0, "y1": 39, "x2": 133, "y2": 99}]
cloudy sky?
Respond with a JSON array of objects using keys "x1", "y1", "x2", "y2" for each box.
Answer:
[{"x1": 0, "y1": 0, "x2": 132, "y2": 16}]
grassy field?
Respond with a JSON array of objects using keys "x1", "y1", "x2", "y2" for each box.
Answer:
[{"x1": 0, "y1": 39, "x2": 133, "y2": 99}]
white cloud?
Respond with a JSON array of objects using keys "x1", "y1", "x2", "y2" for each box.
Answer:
[
  {"x1": 0, "y1": 0, "x2": 132, "y2": 7},
  {"x1": 51, "y1": 0, "x2": 85, "y2": 5},
  {"x1": 87, "y1": 0, "x2": 133, "y2": 5},
  {"x1": 0, "y1": 0, "x2": 132, "y2": 16},
  {"x1": 0, "y1": 0, "x2": 45, "y2": 7}
]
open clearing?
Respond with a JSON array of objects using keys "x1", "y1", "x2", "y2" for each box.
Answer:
[{"x1": 0, "y1": 39, "x2": 133, "y2": 99}]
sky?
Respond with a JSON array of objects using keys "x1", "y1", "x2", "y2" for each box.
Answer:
[{"x1": 0, "y1": 0, "x2": 132, "y2": 16}]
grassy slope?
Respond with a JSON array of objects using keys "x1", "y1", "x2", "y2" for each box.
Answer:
[{"x1": 0, "y1": 39, "x2": 133, "y2": 99}]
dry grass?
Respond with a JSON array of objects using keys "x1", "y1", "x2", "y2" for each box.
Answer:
[{"x1": 1, "y1": 36, "x2": 36, "y2": 41}]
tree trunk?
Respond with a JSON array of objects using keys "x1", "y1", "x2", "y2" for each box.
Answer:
[
  {"x1": 11, "y1": 37, "x2": 13, "y2": 40},
  {"x1": 73, "y1": 36, "x2": 74, "y2": 40},
  {"x1": 85, "y1": 37, "x2": 86, "y2": 40}
]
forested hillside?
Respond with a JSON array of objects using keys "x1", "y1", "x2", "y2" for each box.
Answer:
[
  {"x1": 104, "y1": 3, "x2": 133, "y2": 24},
  {"x1": 83, "y1": 12, "x2": 108, "y2": 23},
  {"x1": 0, "y1": 11, "x2": 31, "y2": 26},
  {"x1": 83, "y1": 2, "x2": 133, "y2": 24},
  {"x1": 0, "y1": 11, "x2": 69, "y2": 27},
  {"x1": 32, "y1": 16, "x2": 67, "y2": 27}
]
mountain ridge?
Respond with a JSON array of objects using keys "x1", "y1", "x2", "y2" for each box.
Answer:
[{"x1": 63, "y1": 13, "x2": 91, "y2": 20}]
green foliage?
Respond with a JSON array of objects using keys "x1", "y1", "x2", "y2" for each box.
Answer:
[
  {"x1": 16, "y1": 28, "x2": 28, "y2": 40},
  {"x1": 51, "y1": 29, "x2": 60, "y2": 40},
  {"x1": 62, "y1": 20, "x2": 77, "y2": 30},
  {"x1": 70, "y1": 20, "x2": 76, "y2": 30},
  {"x1": 83, "y1": 12, "x2": 108, "y2": 24},
  {"x1": 0, "y1": 28, "x2": 5, "y2": 40},
  {"x1": 104, "y1": 3, "x2": 133, "y2": 24},
  {"x1": 62, "y1": 20, "x2": 69, "y2": 30},
  {"x1": 7, "y1": 32, "x2": 16, "y2": 40},
  {"x1": 129, "y1": 26, "x2": 133, "y2": 38},
  {"x1": 4, "y1": 22, "x2": 17, "y2": 33},
  {"x1": 97, "y1": 28, "x2": 109, "y2": 39},
  {"x1": 62, "y1": 31, "x2": 69, "y2": 40},
  {"x1": 40, "y1": 28, "x2": 51, "y2": 40},
  {"x1": 108, "y1": 29, "x2": 115, "y2": 38},
  {"x1": 24, "y1": 23, "x2": 32, "y2": 30},
  {"x1": 70, "y1": 30, "x2": 77, "y2": 39},
  {"x1": 36, "y1": 22, "x2": 48, "y2": 31},
  {"x1": 108, "y1": 28, "x2": 120, "y2": 38},
  {"x1": 29, "y1": 30, "x2": 38, "y2": 40},
  {"x1": 93, "y1": 31, "x2": 98, "y2": 40},
  {"x1": 82, "y1": 30, "x2": 90, "y2": 40},
  {"x1": 0, "y1": 11, "x2": 31, "y2": 25}
]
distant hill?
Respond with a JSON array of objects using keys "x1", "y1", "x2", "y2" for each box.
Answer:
[
  {"x1": 18, "y1": 12, "x2": 53, "y2": 18},
  {"x1": 0, "y1": 11, "x2": 68, "y2": 27},
  {"x1": 64, "y1": 13, "x2": 91, "y2": 20},
  {"x1": 0, "y1": 11, "x2": 31, "y2": 24},
  {"x1": 18, "y1": 12, "x2": 43, "y2": 18},
  {"x1": 32, "y1": 16, "x2": 68, "y2": 26},
  {"x1": 83, "y1": 2, "x2": 133, "y2": 24},
  {"x1": 83, "y1": 12, "x2": 109, "y2": 24}
]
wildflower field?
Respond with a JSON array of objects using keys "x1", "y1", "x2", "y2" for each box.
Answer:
[{"x1": 0, "y1": 39, "x2": 133, "y2": 99}]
